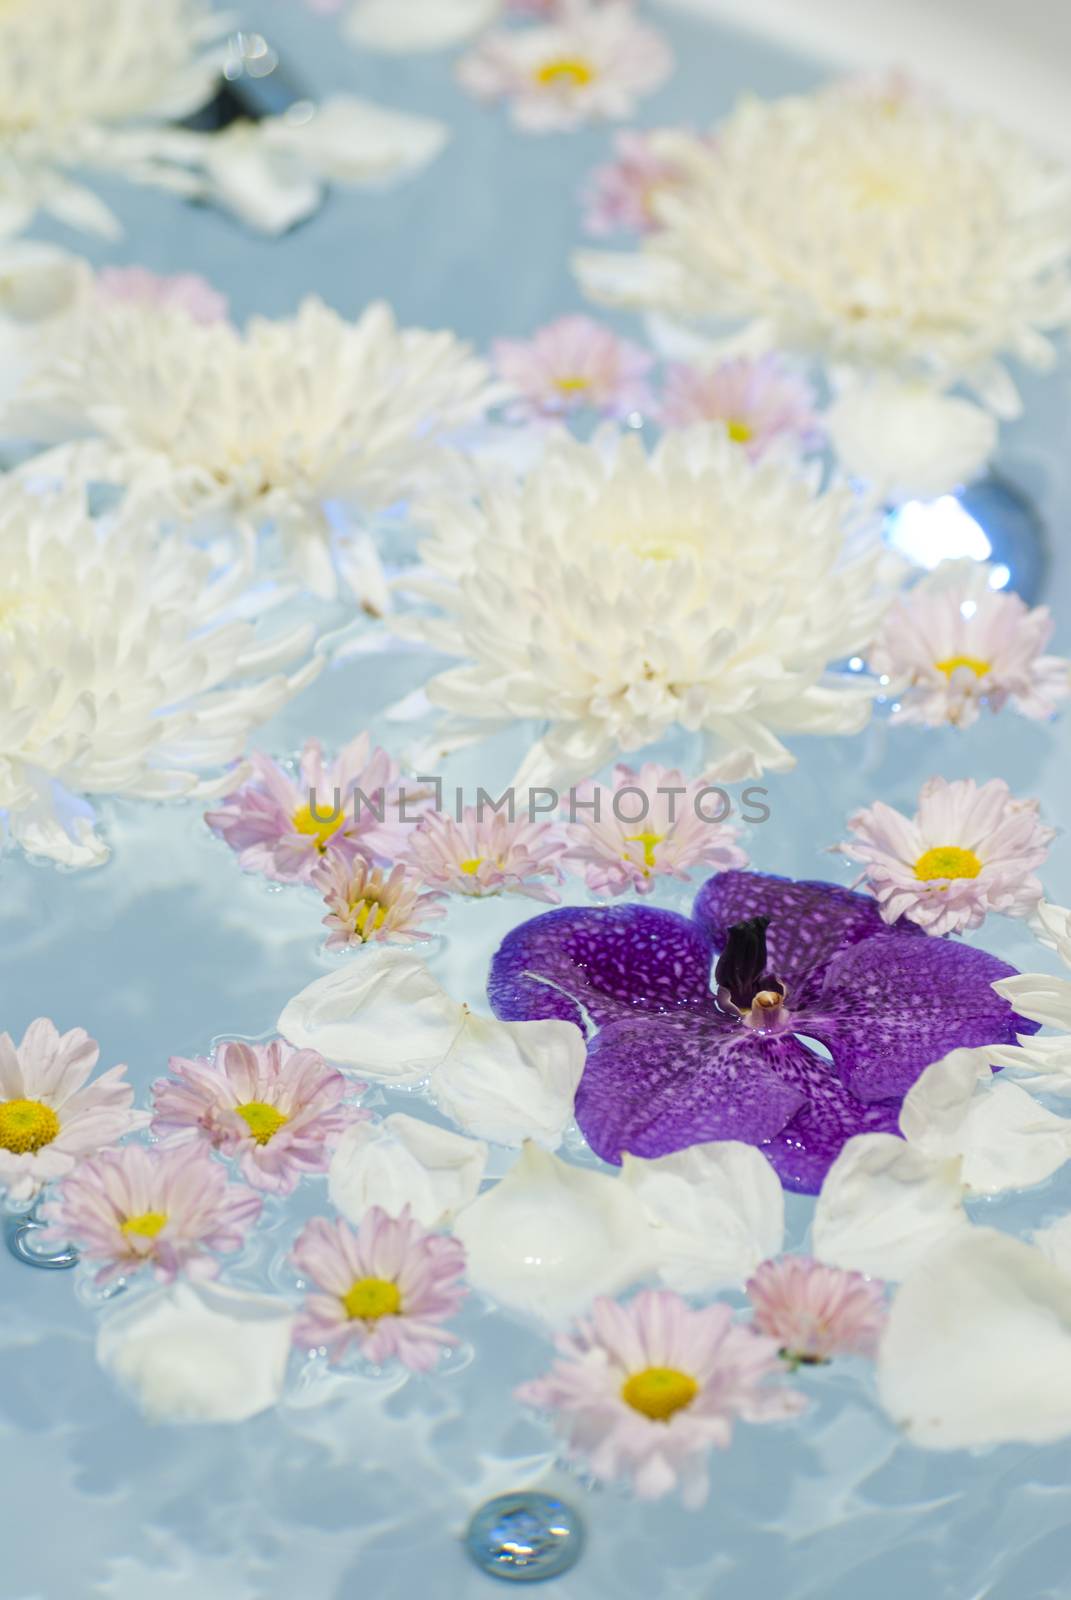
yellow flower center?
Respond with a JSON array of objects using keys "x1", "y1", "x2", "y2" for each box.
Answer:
[
  {"x1": 726, "y1": 418, "x2": 753, "y2": 444},
  {"x1": 554, "y1": 375, "x2": 590, "y2": 393},
  {"x1": 935, "y1": 655, "x2": 991, "y2": 679},
  {"x1": 0, "y1": 1097, "x2": 60, "y2": 1154},
  {"x1": 235, "y1": 1101, "x2": 289, "y2": 1145},
  {"x1": 536, "y1": 56, "x2": 595, "y2": 88},
  {"x1": 914, "y1": 845, "x2": 983, "y2": 882},
  {"x1": 625, "y1": 830, "x2": 665, "y2": 871},
  {"x1": 459, "y1": 856, "x2": 483, "y2": 876},
  {"x1": 350, "y1": 896, "x2": 389, "y2": 940},
  {"x1": 121, "y1": 1211, "x2": 168, "y2": 1240},
  {"x1": 342, "y1": 1276, "x2": 402, "y2": 1321},
  {"x1": 621, "y1": 1366, "x2": 699, "y2": 1422},
  {"x1": 292, "y1": 802, "x2": 345, "y2": 852}
]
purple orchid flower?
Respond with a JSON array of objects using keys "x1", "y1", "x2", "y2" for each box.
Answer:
[{"x1": 488, "y1": 870, "x2": 1040, "y2": 1193}]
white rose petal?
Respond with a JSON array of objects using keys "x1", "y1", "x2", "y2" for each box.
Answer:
[
  {"x1": 328, "y1": 1113, "x2": 487, "y2": 1228},
  {"x1": 827, "y1": 376, "x2": 997, "y2": 502},
  {"x1": 97, "y1": 1281, "x2": 294, "y2": 1424},
  {"x1": 346, "y1": 0, "x2": 501, "y2": 53},
  {"x1": 429, "y1": 1013, "x2": 585, "y2": 1149},
  {"x1": 622, "y1": 1140, "x2": 784, "y2": 1294},
  {"x1": 453, "y1": 1143, "x2": 654, "y2": 1323},
  {"x1": 812, "y1": 1133, "x2": 969, "y2": 1281}
]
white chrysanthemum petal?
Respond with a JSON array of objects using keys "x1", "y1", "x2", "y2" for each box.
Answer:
[
  {"x1": 328, "y1": 1113, "x2": 487, "y2": 1228},
  {"x1": 277, "y1": 951, "x2": 464, "y2": 1082},
  {"x1": 993, "y1": 971, "x2": 1071, "y2": 1031},
  {"x1": 347, "y1": 0, "x2": 500, "y2": 51},
  {"x1": 812, "y1": 1133, "x2": 968, "y2": 1281},
  {"x1": 453, "y1": 1143, "x2": 654, "y2": 1323},
  {"x1": 877, "y1": 1228, "x2": 1071, "y2": 1449},
  {"x1": 828, "y1": 377, "x2": 997, "y2": 501},
  {"x1": 97, "y1": 1280, "x2": 294, "y2": 1424},
  {"x1": 621, "y1": 1140, "x2": 784, "y2": 1293},
  {"x1": 429, "y1": 1013, "x2": 584, "y2": 1148}
]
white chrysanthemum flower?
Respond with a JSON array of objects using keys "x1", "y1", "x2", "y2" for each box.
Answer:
[
  {"x1": 11, "y1": 293, "x2": 496, "y2": 605},
  {"x1": 826, "y1": 377, "x2": 997, "y2": 502},
  {"x1": 575, "y1": 84, "x2": 1071, "y2": 413},
  {"x1": 402, "y1": 427, "x2": 896, "y2": 786},
  {"x1": 0, "y1": 486, "x2": 319, "y2": 868}
]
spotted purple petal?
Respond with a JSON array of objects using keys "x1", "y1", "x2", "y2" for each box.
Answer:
[
  {"x1": 801, "y1": 933, "x2": 1041, "y2": 1103},
  {"x1": 488, "y1": 903, "x2": 717, "y2": 1030},
  {"x1": 761, "y1": 1081, "x2": 903, "y2": 1194}
]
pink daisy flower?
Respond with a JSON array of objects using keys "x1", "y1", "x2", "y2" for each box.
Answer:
[
  {"x1": 315, "y1": 855, "x2": 446, "y2": 947},
  {"x1": 0, "y1": 1018, "x2": 147, "y2": 1204},
  {"x1": 869, "y1": 563, "x2": 1071, "y2": 729},
  {"x1": 95, "y1": 266, "x2": 229, "y2": 324},
  {"x1": 660, "y1": 355, "x2": 822, "y2": 460},
  {"x1": 518, "y1": 1290, "x2": 804, "y2": 1506},
  {"x1": 150, "y1": 1039, "x2": 369, "y2": 1195},
  {"x1": 493, "y1": 314, "x2": 654, "y2": 422},
  {"x1": 563, "y1": 763, "x2": 747, "y2": 897},
  {"x1": 457, "y1": 1, "x2": 673, "y2": 134},
  {"x1": 401, "y1": 806, "x2": 566, "y2": 901},
  {"x1": 746, "y1": 1256, "x2": 887, "y2": 1369},
  {"x1": 835, "y1": 776, "x2": 1054, "y2": 937},
  {"x1": 41, "y1": 1143, "x2": 262, "y2": 1285},
  {"x1": 291, "y1": 1206, "x2": 467, "y2": 1371},
  {"x1": 581, "y1": 127, "x2": 688, "y2": 236},
  {"x1": 205, "y1": 733, "x2": 411, "y2": 885}
]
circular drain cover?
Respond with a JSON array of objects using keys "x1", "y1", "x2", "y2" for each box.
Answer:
[{"x1": 464, "y1": 1491, "x2": 584, "y2": 1584}]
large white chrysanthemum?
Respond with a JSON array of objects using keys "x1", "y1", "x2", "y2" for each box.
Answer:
[
  {"x1": 0, "y1": 486, "x2": 319, "y2": 868},
  {"x1": 402, "y1": 428, "x2": 895, "y2": 786},
  {"x1": 575, "y1": 84, "x2": 1071, "y2": 414},
  {"x1": 11, "y1": 293, "x2": 496, "y2": 605}
]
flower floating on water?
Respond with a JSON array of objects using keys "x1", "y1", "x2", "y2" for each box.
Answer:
[
  {"x1": 990, "y1": 901, "x2": 1071, "y2": 1094},
  {"x1": 0, "y1": 1019, "x2": 146, "y2": 1204},
  {"x1": 43, "y1": 1144, "x2": 262, "y2": 1284},
  {"x1": 401, "y1": 806, "x2": 567, "y2": 901},
  {"x1": 457, "y1": 1, "x2": 673, "y2": 133},
  {"x1": 405, "y1": 429, "x2": 892, "y2": 788},
  {"x1": 316, "y1": 857, "x2": 446, "y2": 947},
  {"x1": 826, "y1": 376, "x2": 996, "y2": 501},
  {"x1": 291, "y1": 1206, "x2": 467, "y2": 1371},
  {"x1": 150, "y1": 1040, "x2": 368, "y2": 1195},
  {"x1": 746, "y1": 1256, "x2": 887, "y2": 1368},
  {"x1": 836, "y1": 776, "x2": 1054, "y2": 936},
  {"x1": 517, "y1": 1289, "x2": 804, "y2": 1505},
  {"x1": 492, "y1": 314, "x2": 655, "y2": 422},
  {"x1": 581, "y1": 128, "x2": 689, "y2": 236},
  {"x1": 204, "y1": 734, "x2": 409, "y2": 885},
  {"x1": 95, "y1": 266, "x2": 228, "y2": 324},
  {"x1": 870, "y1": 561, "x2": 1070, "y2": 728},
  {"x1": 563, "y1": 762, "x2": 747, "y2": 896},
  {"x1": 660, "y1": 355, "x2": 821, "y2": 461},
  {"x1": 488, "y1": 870, "x2": 1038, "y2": 1191}
]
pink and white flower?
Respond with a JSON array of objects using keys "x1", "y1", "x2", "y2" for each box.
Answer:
[
  {"x1": 95, "y1": 266, "x2": 229, "y2": 324},
  {"x1": 564, "y1": 763, "x2": 747, "y2": 896},
  {"x1": 291, "y1": 1206, "x2": 467, "y2": 1370},
  {"x1": 205, "y1": 733, "x2": 410, "y2": 884},
  {"x1": 0, "y1": 1019, "x2": 146, "y2": 1204},
  {"x1": 493, "y1": 314, "x2": 654, "y2": 422},
  {"x1": 582, "y1": 127, "x2": 685, "y2": 235},
  {"x1": 315, "y1": 855, "x2": 446, "y2": 947},
  {"x1": 746, "y1": 1256, "x2": 887, "y2": 1367},
  {"x1": 517, "y1": 1289, "x2": 804, "y2": 1505},
  {"x1": 150, "y1": 1039, "x2": 369, "y2": 1195},
  {"x1": 835, "y1": 776, "x2": 1053, "y2": 936},
  {"x1": 457, "y1": 1, "x2": 673, "y2": 133},
  {"x1": 870, "y1": 563, "x2": 1071, "y2": 729},
  {"x1": 402, "y1": 806, "x2": 566, "y2": 900},
  {"x1": 41, "y1": 1143, "x2": 261, "y2": 1285},
  {"x1": 660, "y1": 355, "x2": 822, "y2": 461}
]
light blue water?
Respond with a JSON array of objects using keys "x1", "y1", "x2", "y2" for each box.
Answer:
[{"x1": 3, "y1": 3, "x2": 1071, "y2": 1596}]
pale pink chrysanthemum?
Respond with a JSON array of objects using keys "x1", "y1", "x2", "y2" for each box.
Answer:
[
  {"x1": 517, "y1": 1290, "x2": 805, "y2": 1506},
  {"x1": 834, "y1": 776, "x2": 1054, "y2": 937},
  {"x1": 150, "y1": 1039, "x2": 369, "y2": 1196},
  {"x1": 0, "y1": 1019, "x2": 147, "y2": 1204},
  {"x1": 457, "y1": 1, "x2": 673, "y2": 134},
  {"x1": 870, "y1": 563, "x2": 1071, "y2": 729},
  {"x1": 95, "y1": 266, "x2": 229, "y2": 325},
  {"x1": 205, "y1": 734, "x2": 412, "y2": 885},
  {"x1": 746, "y1": 1256, "x2": 887, "y2": 1369},
  {"x1": 41, "y1": 1143, "x2": 262, "y2": 1285},
  {"x1": 581, "y1": 127, "x2": 689, "y2": 236},
  {"x1": 493, "y1": 314, "x2": 654, "y2": 422},
  {"x1": 291, "y1": 1206, "x2": 467, "y2": 1371},
  {"x1": 315, "y1": 855, "x2": 446, "y2": 947},
  {"x1": 563, "y1": 763, "x2": 747, "y2": 897},
  {"x1": 660, "y1": 355, "x2": 822, "y2": 461},
  {"x1": 401, "y1": 806, "x2": 567, "y2": 901}
]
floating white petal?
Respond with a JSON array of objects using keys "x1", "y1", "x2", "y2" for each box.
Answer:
[
  {"x1": 346, "y1": 0, "x2": 499, "y2": 52},
  {"x1": 430, "y1": 1013, "x2": 584, "y2": 1148},
  {"x1": 812, "y1": 1133, "x2": 968, "y2": 1281},
  {"x1": 827, "y1": 377, "x2": 997, "y2": 502},
  {"x1": 328, "y1": 1113, "x2": 487, "y2": 1228}
]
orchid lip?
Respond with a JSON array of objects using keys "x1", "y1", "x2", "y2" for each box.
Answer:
[{"x1": 714, "y1": 915, "x2": 787, "y2": 1015}]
